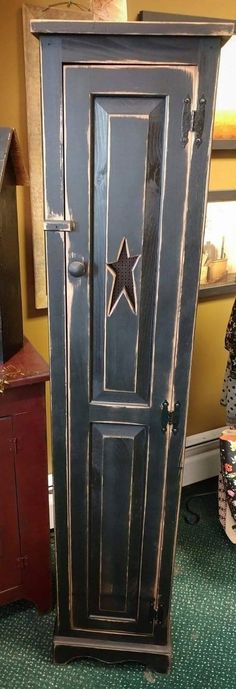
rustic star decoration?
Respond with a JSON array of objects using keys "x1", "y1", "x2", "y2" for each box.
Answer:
[{"x1": 107, "y1": 237, "x2": 140, "y2": 316}]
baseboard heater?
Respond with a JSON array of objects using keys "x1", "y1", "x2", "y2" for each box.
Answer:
[
  {"x1": 47, "y1": 427, "x2": 224, "y2": 529},
  {"x1": 183, "y1": 426, "x2": 225, "y2": 487}
]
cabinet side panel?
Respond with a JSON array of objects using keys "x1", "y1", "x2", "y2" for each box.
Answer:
[
  {"x1": 41, "y1": 37, "x2": 69, "y2": 629},
  {"x1": 156, "y1": 38, "x2": 222, "y2": 644}
]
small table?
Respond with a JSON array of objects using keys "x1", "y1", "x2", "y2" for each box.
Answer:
[{"x1": 0, "y1": 338, "x2": 51, "y2": 612}]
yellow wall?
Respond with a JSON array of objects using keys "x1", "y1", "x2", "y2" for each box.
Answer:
[
  {"x1": 128, "y1": 2, "x2": 236, "y2": 436},
  {"x1": 0, "y1": 1, "x2": 235, "y2": 468},
  {"x1": 0, "y1": 0, "x2": 52, "y2": 465}
]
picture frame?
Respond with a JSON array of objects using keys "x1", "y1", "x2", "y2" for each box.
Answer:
[
  {"x1": 22, "y1": 4, "x2": 93, "y2": 310},
  {"x1": 139, "y1": 11, "x2": 236, "y2": 147},
  {"x1": 199, "y1": 190, "x2": 236, "y2": 299},
  {"x1": 23, "y1": 1, "x2": 128, "y2": 309}
]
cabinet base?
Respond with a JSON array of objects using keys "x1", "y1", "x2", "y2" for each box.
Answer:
[
  {"x1": 53, "y1": 633, "x2": 171, "y2": 673},
  {"x1": 0, "y1": 586, "x2": 51, "y2": 613}
]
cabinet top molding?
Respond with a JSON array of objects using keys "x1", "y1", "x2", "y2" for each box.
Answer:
[{"x1": 31, "y1": 20, "x2": 234, "y2": 40}]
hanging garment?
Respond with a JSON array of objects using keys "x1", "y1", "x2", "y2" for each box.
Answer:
[
  {"x1": 221, "y1": 298, "x2": 236, "y2": 424},
  {"x1": 218, "y1": 430, "x2": 236, "y2": 543},
  {"x1": 218, "y1": 470, "x2": 236, "y2": 544},
  {"x1": 219, "y1": 300, "x2": 236, "y2": 542},
  {"x1": 220, "y1": 358, "x2": 236, "y2": 425},
  {"x1": 225, "y1": 298, "x2": 236, "y2": 363}
]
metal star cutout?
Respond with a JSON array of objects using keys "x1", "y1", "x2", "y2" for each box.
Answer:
[{"x1": 107, "y1": 238, "x2": 140, "y2": 316}]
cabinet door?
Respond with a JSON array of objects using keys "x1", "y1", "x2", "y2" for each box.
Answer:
[
  {"x1": 0, "y1": 417, "x2": 22, "y2": 594},
  {"x1": 62, "y1": 64, "x2": 195, "y2": 635}
]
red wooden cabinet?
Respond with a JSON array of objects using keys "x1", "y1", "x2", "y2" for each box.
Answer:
[{"x1": 0, "y1": 339, "x2": 51, "y2": 612}]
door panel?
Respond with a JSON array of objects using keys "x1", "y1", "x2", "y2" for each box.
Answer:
[
  {"x1": 64, "y1": 64, "x2": 195, "y2": 634},
  {"x1": 89, "y1": 423, "x2": 147, "y2": 620},
  {"x1": 93, "y1": 97, "x2": 165, "y2": 404},
  {"x1": 0, "y1": 417, "x2": 22, "y2": 594}
]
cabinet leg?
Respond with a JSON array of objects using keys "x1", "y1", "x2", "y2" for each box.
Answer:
[{"x1": 24, "y1": 578, "x2": 52, "y2": 614}]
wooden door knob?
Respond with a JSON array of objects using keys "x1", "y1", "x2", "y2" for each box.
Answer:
[{"x1": 68, "y1": 260, "x2": 86, "y2": 277}]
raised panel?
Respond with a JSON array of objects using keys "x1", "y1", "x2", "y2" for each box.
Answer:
[
  {"x1": 92, "y1": 97, "x2": 165, "y2": 404},
  {"x1": 89, "y1": 423, "x2": 147, "y2": 621},
  {"x1": 0, "y1": 417, "x2": 22, "y2": 594}
]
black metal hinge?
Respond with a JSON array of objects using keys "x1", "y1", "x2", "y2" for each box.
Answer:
[
  {"x1": 149, "y1": 599, "x2": 165, "y2": 625},
  {"x1": 17, "y1": 556, "x2": 29, "y2": 569},
  {"x1": 181, "y1": 94, "x2": 207, "y2": 148},
  {"x1": 161, "y1": 400, "x2": 181, "y2": 434}
]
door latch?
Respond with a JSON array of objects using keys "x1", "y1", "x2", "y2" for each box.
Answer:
[{"x1": 44, "y1": 220, "x2": 75, "y2": 232}]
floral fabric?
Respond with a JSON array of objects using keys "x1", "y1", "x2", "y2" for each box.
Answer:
[
  {"x1": 220, "y1": 432, "x2": 236, "y2": 524},
  {"x1": 225, "y1": 298, "x2": 236, "y2": 378},
  {"x1": 221, "y1": 298, "x2": 236, "y2": 423},
  {"x1": 219, "y1": 299, "x2": 236, "y2": 541},
  {"x1": 220, "y1": 358, "x2": 236, "y2": 425}
]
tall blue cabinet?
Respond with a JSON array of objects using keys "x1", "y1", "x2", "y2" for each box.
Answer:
[{"x1": 32, "y1": 20, "x2": 232, "y2": 671}]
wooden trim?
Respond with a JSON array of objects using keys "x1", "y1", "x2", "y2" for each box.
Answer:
[
  {"x1": 53, "y1": 632, "x2": 171, "y2": 671},
  {"x1": 199, "y1": 282, "x2": 236, "y2": 299},
  {"x1": 208, "y1": 189, "x2": 236, "y2": 201},
  {"x1": 54, "y1": 632, "x2": 171, "y2": 654},
  {"x1": 212, "y1": 139, "x2": 236, "y2": 149},
  {"x1": 31, "y1": 19, "x2": 234, "y2": 38}
]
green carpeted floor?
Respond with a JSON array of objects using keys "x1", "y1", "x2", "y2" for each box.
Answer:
[{"x1": 0, "y1": 489, "x2": 235, "y2": 689}]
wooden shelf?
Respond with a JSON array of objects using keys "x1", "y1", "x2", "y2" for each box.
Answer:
[{"x1": 212, "y1": 140, "x2": 236, "y2": 150}]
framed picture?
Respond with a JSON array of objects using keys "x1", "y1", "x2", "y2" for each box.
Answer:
[
  {"x1": 199, "y1": 190, "x2": 236, "y2": 299},
  {"x1": 22, "y1": 4, "x2": 92, "y2": 309},
  {"x1": 139, "y1": 11, "x2": 236, "y2": 147},
  {"x1": 23, "y1": 1, "x2": 127, "y2": 309},
  {"x1": 213, "y1": 32, "x2": 236, "y2": 148}
]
